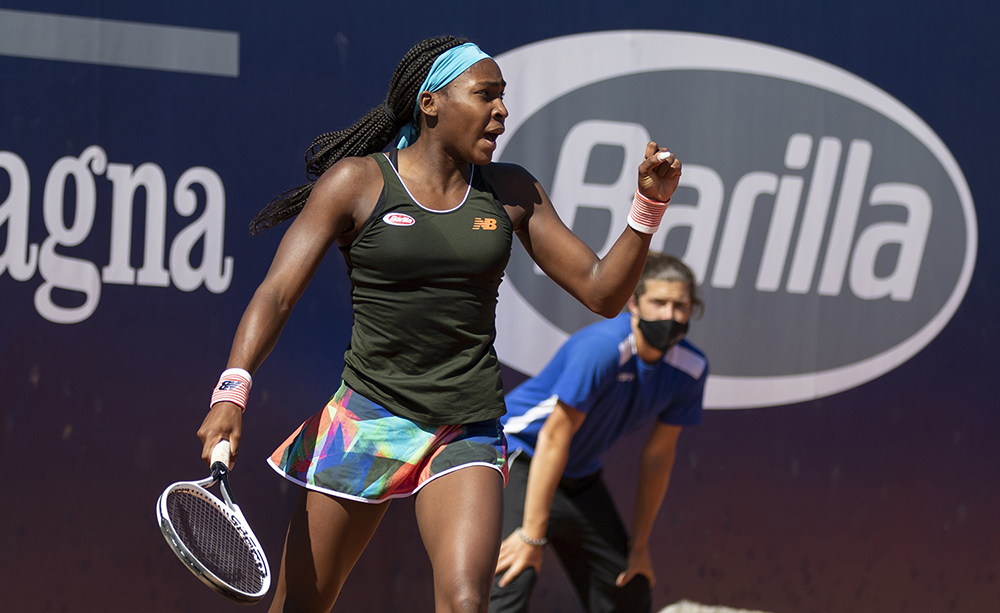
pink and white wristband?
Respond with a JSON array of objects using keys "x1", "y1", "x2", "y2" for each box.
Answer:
[
  {"x1": 628, "y1": 189, "x2": 670, "y2": 234},
  {"x1": 210, "y1": 368, "x2": 252, "y2": 412}
]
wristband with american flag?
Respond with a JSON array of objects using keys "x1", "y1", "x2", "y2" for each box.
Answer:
[{"x1": 210, "y1": 368, "x2": 252, "y2": 412}]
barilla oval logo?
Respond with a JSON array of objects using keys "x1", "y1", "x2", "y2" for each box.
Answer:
[
  {"x1": 493, "y1": 31, "x2": 977, "y2": 409},
  {"x1": 382, "y1": 212, "x2": 415, "y2": 227}
]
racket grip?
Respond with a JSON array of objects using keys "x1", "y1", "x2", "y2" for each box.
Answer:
[{"x1": 211, "y1": 440, "x2": 232, "y2": 470}]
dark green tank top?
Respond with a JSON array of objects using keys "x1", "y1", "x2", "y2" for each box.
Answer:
[{"x1": 339, "y1": 149, "x2": 513, "y2": 424}]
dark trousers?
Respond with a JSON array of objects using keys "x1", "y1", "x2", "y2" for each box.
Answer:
[{"x1": 490, "y1": 455, "x2": 651, "y2": 613}]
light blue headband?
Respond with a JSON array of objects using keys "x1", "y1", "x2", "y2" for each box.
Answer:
[{"x1": 396, "y1": 42, "x2": 493, "y2": 149}]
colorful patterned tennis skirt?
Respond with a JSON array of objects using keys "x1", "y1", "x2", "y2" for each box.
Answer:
[{"x1": 268, "y1": 381, "x2": 508, "y2": 503}]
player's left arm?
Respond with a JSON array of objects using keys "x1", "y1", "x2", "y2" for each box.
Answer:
[{"x1": 616, "y1": 421, "x2": 682, "y2": 588}]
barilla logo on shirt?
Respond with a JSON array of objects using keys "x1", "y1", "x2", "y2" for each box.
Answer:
[
  {"x1": 382, "y1": 213, "x2": 416, "y2": 226},
  {"x1": 492, "y1": 31, "x2": 976, "y2": 410}
]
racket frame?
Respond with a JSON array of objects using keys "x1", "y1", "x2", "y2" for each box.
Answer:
[{"x1": 156, "y1": 449, "x2": 271, "y2": 603}]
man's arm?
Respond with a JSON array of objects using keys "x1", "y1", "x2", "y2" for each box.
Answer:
[
  {"x1": 496, "y1": 400, "x2": 586, "y2": 587},
  {"x1": 615, "y1": 422, "x2": 682, "y2": 588}
]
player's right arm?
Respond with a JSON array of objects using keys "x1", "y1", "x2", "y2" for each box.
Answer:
[
  {"x1": 486, "y1": 143, "x2": 680, "y2": 318},
  {"x1": 197, "y1": 157, "x2": 383, "y2": 466},
  {"x1": 496, "y1": 399, "x2": 586, "y2": 587}
]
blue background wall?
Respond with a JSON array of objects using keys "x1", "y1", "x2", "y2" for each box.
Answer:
[{"x1": 1, "y1": 2, "x2": 998, "y2": 611}]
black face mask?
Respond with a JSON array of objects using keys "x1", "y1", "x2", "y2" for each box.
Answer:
[{"x1": 637, "y1": 318, "x2": 689, "y2": 352}]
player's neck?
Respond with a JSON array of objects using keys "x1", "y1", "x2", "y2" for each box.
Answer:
[{"x1": 399, "y1": 139, "x2": 473, "y2": 189}]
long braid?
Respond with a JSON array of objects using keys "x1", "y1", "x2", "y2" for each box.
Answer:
[{"x1": 249, "y1": 35, "x2": 468, "y2": 235}]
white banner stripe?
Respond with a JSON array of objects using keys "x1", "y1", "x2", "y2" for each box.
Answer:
[{"x1": 0, "y1": 9, "x2": 239, "y2": 77}]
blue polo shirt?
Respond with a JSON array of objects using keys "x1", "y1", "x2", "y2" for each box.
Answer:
[{"x1": 502, "y1": 312, "x2": 707, "y2": 479}]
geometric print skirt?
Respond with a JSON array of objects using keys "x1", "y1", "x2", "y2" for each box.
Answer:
[{"x1": 268, "y1": 381, "x2": 508, "y2": 503}]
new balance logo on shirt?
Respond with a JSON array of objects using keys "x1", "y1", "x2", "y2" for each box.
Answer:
[{"x1": 473, "y1": 217, "x2": 497, "y2": 230}]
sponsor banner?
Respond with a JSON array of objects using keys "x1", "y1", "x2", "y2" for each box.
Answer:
[
  {"x1": 0, "y1": 11, "x2": 243, "y2": 327},
  {"x1": 0, "y1": 9, "x2": 240, "y2": 76},
  {"x1": 0, "y1": 146, "x2": 234, "y2": 324},
  {"x1": 493, "y1": 31, "x2": 976, "y2": 409}
]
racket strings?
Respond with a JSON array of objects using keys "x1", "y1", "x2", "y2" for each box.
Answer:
[{"x1": 165, "y1": 488, "x2": 265, "y2": 594}]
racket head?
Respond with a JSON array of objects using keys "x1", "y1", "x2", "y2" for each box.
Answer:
[{"x1": 156, "y1": 480, "x2": 270, "y2": 603}]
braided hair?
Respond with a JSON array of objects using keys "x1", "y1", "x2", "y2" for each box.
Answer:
[{"x1": 249, "y1": 35, "x2": 469, "y2": 235}]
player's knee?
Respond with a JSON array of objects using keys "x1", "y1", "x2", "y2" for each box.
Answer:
[
  {"x1": 442, "y1": 585, "x2": 489, "y2": 613},
  {"x1": 435, "y1": 572, "x2": 494, "y2": 613}
]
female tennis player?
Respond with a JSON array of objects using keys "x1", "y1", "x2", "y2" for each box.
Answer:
[{"x1": 196, "y1": 36, "x2": 682, "y2": 613}]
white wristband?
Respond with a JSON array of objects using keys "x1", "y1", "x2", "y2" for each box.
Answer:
[
  {"x1": 627, "y1": 189, "x2": 670, "y2": 234},
  {"x1": 210, "y1": 368, "x2": 252, "y2": 412}
]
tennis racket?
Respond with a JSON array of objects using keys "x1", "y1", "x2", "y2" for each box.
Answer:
[{"x1": 156, "y1": 440, "x2": 271, "y2": 603}]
